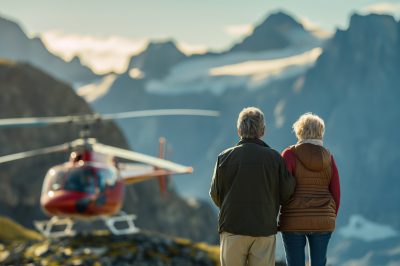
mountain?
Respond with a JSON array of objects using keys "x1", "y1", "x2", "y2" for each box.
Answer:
[
  {"x1": 0, "y1": 15, "x2": 98, "y2": 85},
  {"x1": 86, "y1": 11, "x2": 400, "y2": 265},
  {"x1": 284, "y1": 12, "x2": 400, "y2": 227},
  {"x1": 89, "y1": 11, "x2": 323, "y2": 199},
  {"x1": 0, "y1": 61, "x2": 217, "y2": 243},
  {"x1": 126, "y1": 40, "x2": 187, "y2": 80},
  {"x1": 229, "y1": 11, "x2": 320, "y2": 52}
]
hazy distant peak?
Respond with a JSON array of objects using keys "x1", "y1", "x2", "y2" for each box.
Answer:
[
  {"x1": 0, "y1": 15, "x2": 29, "y2": 39},
  {"x1": 348, "y1": 13, "x2": 398, "y2": 36},
  {"x1": 127, "y1": 39, "x2": 187, "y2": 80},
  {"x1": 332, "y1": 12, "x2": 400, "y2": 50},
  {"x1": 0, "y1": 15, "x2": 98, "y2": 84},
  {"x1": 350, "y1": 12, "x2": 397, "y2": 26},
  {"x1": 259, "y1": 11, "x2": 304, "y2": 31},
  {"x1": 229, "y1": 10, "x2": 318, "y2": 53},
  {"x1": 146, "y1": 40, "x2": 181, "y2": 51},
  {"x1": 142, "y1": 40, "x2": 186, "y2": 60},
  {"x1": 0, "y1": 15, "x2": 22, "y2": 29}
]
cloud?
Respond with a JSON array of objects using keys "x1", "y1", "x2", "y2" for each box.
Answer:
[
  {"x1": 298, "y1": 16, "x2": 332, "y2": 39},
  {"x1": 224, "y1": 24, "x2": 253, "y2": 37},
  {"x1": 361, "y1": 2, "x2": 400, "y2": 17},
  {"x1": 176, "y1": 42, "x2": 208, "y2": 55},
  {"x1": 40, "y1": 31, "x2": 147, "y2": 74},
  {"x1": 40, "y1": 31, "x2": 211, "y2": 73}
]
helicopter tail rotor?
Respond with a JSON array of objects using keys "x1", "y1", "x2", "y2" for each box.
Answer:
[{"x1": 157, "y1": 137, "x2": 168, "y2": 195}]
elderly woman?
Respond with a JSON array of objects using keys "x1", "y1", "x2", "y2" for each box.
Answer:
[{"x1": 279, "y1": 113, "x2": 340, "y2": 266}]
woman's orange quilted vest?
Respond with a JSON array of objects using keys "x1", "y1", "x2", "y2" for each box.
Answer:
[{"x1": 279, "y1": 143, "x2": 336, "y2": 232}]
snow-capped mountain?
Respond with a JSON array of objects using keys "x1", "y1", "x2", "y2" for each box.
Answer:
[
  {"x1": 87, "y1": 11, "x2": 327, "y2": 198},
  {"x1": 86, "y1": 11, "x2": 400, "y2": 265},
  {"x1": 229, "y1": 11, "x2": 321, "y2": 52}
]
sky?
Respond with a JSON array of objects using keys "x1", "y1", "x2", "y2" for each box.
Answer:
[{"x1": 1, "y1": 0, "x2": 399, "y2": 73}]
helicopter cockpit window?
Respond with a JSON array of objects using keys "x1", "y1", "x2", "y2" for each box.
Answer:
[
  {"x1": 43, "y1": 168, "x2": 66, "y2": 193},
  {"x1": 97, "y1": 168, "x2": 117, "y2": 188},
  {"x1": 64, "y1": 167, "x2": 96, "y2": 193}
]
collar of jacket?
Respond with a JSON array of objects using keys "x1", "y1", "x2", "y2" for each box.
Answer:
[{"x1": 237, "y1": 138, "x2": 270, "y2": 148}]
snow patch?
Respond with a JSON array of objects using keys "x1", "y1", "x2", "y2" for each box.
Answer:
[
  {"x1": 293, "y1": 76, "x2": 305, "y2": 93},
  {"x1": 209, "y1": 48, "x2": 321, "y2": 77},
  {"x1": 146, "y1": 46, "x2": 322, "y2": 95},
  {"x1": 339, "y1": 214, "x2": 398, "y2": 242},
  {"x1": 129, "y1": 68, "x2": 145, "y2": 79},
  {"x1": 274, "y1": 100, "x2": 286, "y2": 128},
  {"x1": 77, "y1": 74, "x2": 117, "y2": 102}
]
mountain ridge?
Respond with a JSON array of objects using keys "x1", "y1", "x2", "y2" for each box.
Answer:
[
  {"x1": 229, "y1": 11, "x2": 319, "y2": 53},
  {"x1": 0, "y1": 15, "x2": 99, "y2": 85}
]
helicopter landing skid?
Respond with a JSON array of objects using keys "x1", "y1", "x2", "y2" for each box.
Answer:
[
  {"x1": 34, "y1": 212, "x2": 139, "y2": 238},
  {"x1": 34, "y1": 216, "x2": 76, "y2": 238},
  {"x1": 102, "y1": 211, "x2": 139, "y2": 235}
]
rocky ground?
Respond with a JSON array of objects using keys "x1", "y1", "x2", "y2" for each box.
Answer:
[
  {"x1": 0, "y1": 216, "x2": 219, "y2": 266},
  {"x1": 0, "y1": 216, "x2": 287, "y2": 266},
  {"x1": 0, "y1": 232, "x2": 219, "y2": 266}
]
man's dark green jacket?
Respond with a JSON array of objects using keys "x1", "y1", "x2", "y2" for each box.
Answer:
[{"x1": 210, "y1": 138, "x2": 295, "y2": 237}]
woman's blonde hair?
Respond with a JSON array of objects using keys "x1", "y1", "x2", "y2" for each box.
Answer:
[{"x1": 293, "y1": 112, "x2": 325, "y2": 141}]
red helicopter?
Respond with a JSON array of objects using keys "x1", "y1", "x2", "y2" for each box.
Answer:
[{"x1": 0, "y1": 109, "x2": 219, "y2": 237}]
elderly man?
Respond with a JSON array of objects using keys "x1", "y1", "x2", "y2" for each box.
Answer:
[{"x1": 210, "y1": 107, "x2": 295, "y2": 266}]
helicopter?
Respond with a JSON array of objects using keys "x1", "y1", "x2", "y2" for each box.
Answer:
[{"x1": 0, "y1": 109, "x2": 219, "y2": 237}]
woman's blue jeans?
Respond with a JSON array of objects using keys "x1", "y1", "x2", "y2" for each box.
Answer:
[{"x1": 282, "y1": 232, "x2": 332, "y2": 266}]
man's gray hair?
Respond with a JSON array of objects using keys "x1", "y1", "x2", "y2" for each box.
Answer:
[{"x1": 237, "y1": 107, "x2": 266, "y2": 139}]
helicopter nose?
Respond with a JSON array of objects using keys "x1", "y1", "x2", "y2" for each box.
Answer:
[{"x1": 41, "y1": 190, "x2": 90, "y2": 216}]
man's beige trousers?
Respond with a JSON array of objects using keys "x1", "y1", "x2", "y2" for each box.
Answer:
[{"x1": 220, "y1": 231, "x2": 276, "y2": 266}]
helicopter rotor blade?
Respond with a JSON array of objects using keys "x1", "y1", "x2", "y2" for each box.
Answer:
[
  {"x1": 100, "y1": 109, "x2": 219, "y2": 120},
  {"x1": 0, "y1": 143, "x2": 71, "y2": 164},
  {"x1": 0, "y1": 109, "x2": 219, "y2": 128},
  {"x1": 92, "y1": 143, "x2": 193, "y2": 174},
  {"x1": 0, "y1": 114, "x2": 99, "y2": 128}
]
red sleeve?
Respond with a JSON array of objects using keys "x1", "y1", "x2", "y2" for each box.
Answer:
[
  {"x1": 329, "y1": 156, "x2": 341, "y2": 215},
  {"x1": 282, "y1": 148, "x2": 296, "y2": 175}
]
